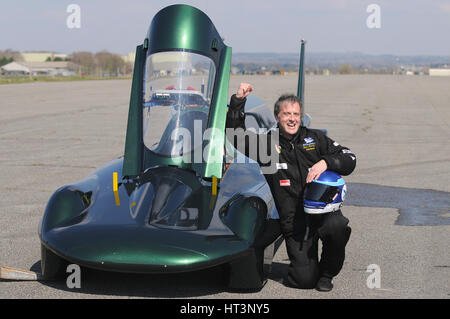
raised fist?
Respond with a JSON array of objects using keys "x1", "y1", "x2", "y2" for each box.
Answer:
[{"x1": 236, "y1": 82, "x2": 253, "y2": 99}]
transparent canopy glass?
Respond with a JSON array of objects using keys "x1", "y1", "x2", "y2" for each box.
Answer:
[{"x1": 143, "y1": 51, "x2": 216, "y2": 157}]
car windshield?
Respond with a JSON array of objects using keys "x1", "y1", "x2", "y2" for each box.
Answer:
[{"x1": 143, "y1": 51, "x2": 216, "y2": 157}]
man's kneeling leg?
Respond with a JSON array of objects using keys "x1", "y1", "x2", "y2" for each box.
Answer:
[
  {"x1": 285, "y1": 235, "x2": 320, "y2": 289},
  {"x1": 318, "y1": 210, "x2": 351, "y2": 278}
]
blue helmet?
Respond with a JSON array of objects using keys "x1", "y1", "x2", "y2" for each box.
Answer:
[{"x1": 304, "y1": 171, "x2": 347, "y2": 214}]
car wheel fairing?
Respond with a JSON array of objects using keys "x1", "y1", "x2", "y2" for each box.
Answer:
[
  {"x1": 226, "y1": 248, "x2": 266, "y2": 291},
  {"x1": 220, "y1": 197, "x2": 266, "y2": 244},
  {"x1": 40, "y1": 244, "x2": 68, "y2": 281},
  {"x1": 41, "y1": 186, "x2": 90, "y2": 232}
]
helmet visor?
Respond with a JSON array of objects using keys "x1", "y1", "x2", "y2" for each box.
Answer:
[{"x1": 304, "y1": 183, "x2": 340, "y2": 203}]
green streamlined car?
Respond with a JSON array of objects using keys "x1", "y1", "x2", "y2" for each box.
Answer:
[{"x1": 39, "y1": 4, "x2": 307, "y2": 291}]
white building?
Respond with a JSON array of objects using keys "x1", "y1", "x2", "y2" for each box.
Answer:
[
  {"x1": 1, "y1": 61, "x2": 74, "y2": 76},
  {"x1": 21, "y1": 52, "x2": 69, "y2": 62},
  {"x1": 429, "y1": 68, "x2": 450, "y2": 76},
  {"x1": 0, "y1": 62, "x2": 30, "y2": 75},
  {"x1": 122, "y1": 52, "x2": 136, "y2": 64}
]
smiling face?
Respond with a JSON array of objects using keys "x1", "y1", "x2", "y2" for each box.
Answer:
[{"x1": 275, "y1": 101, "x2": 301, "y2": 139}]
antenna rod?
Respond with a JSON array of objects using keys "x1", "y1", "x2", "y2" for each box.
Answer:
[{"x1": 297, "y1": 39, "x2": 306, "y2": 105}]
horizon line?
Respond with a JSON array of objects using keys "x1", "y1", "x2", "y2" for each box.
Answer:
[{"x1": 2, "y1": 49, "x2": 450, "y2": 58}]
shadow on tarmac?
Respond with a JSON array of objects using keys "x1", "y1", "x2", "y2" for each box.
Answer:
[{"x1": 30, "y1": 260, "x2": 229, "y2": 298}]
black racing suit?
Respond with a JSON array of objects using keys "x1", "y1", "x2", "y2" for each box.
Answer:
[{"x1": 226, "y1": 94, "x2": 356, "y2": 288}]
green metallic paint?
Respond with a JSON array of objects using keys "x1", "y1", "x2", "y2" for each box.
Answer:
[
  {"x1": 40, "y1": 156, "x2": 268, "y2": 275},
  {"x1": 122, "y1": 45, "x2": 145, "y2": 177},
  {"x1": 146, "y1": 5, "x2": 224, "y2": 63},
  {"x1": 44, "y1": 224, "x2": 249, "y2": 273},
  {"x1": 40, "y1": 158, "x2": 256, "y2": 272},
  {"x1": 41, "y1": 186, "x2": 87, "y2": 233},
  {"x1": 202, "y1": 46, "x2": 232, "y2": 178},
  {"x1": 220, "y1": 197, "x2": 265, "y2": 243}
]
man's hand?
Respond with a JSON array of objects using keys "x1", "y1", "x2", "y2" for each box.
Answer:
[
  {"x1": 236, "y1": 82, "x2": 253, "y2": 99},
  {"x1": 306, "y1": 160, "x2": 328, "y2": 183}
]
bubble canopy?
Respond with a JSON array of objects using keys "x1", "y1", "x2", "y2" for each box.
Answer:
[
  {"x1": 122, "y1": 4, "x2": 232, "y2": 178},
  {"x1": 143, "y1": 51, "x2": 216, "y2": 158}
]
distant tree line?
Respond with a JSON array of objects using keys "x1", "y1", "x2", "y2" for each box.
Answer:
[
  {"x1": 0, "y1": 49, "x2": 133, "y2": 76},
  {"x1": 45, "y1": 56, "x2": 71, "y2": 62},
  {"x1": 70, "y1": 51, "x2": 133, "y2": 76},
  {"x1": 232, "y1": 62, "x2": 355, "y2": 75},
  {"x1": 232, "y1": 62, "x2": 408, "y2": 75},
  {"x1": 0, "y1": 50, "x2": 23, "y2": 67}
]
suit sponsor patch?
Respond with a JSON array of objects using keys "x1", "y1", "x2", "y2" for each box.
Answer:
[
  {"x1": 303, "y1": 137, "x2": 316, "y2": 151},
  {"x1": 276, "y1": 163, "x2": 288, "y2": 170},
  {"x1": 280, "y1": 180, "x2": 291, "y2": 186}
]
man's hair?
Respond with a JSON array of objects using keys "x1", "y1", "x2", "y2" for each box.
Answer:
[{"x1": 274, "y1": 94, "x2": 302, "y2": 117}]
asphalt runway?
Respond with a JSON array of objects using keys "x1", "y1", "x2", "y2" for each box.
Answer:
[{"x1": 0, "y1": 75, "x2": 449, "y2": 299}]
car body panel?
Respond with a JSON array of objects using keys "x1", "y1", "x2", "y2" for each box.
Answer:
[{"x1": 39, "y1": 154, "x2": 272, "y2": 273}]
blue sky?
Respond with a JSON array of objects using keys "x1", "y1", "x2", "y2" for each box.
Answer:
[{"x1": 1, "y1": 0, "x2": 450, "y2": 55}]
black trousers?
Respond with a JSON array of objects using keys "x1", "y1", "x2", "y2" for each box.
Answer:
[
  {"x1": 255, "y1": 210, "x2": 351, "y2": 289},
  {"x1": 286, "y1": 210, "x2": 351, "y2": 288}
]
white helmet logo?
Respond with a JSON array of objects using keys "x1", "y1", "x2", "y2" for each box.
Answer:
[{"x1": 342, "y1": 184, "x2": 347, "y2": 201}]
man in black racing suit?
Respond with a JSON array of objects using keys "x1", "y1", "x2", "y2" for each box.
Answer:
[{"x1": 225, "y1": 83, "x2": 356, "y2": 291}]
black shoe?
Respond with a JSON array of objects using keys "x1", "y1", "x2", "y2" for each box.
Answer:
[{"x1": 315, "y1": 277, "x2": 333, "y2": 292}]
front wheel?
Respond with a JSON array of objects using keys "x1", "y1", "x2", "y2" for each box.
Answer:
[
  {"x1": 226, "y1": 249, "x2": 266, "y2": 292},
  {"x1": 40, "y1": 244, "x2": 68, "y2": 281}
]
